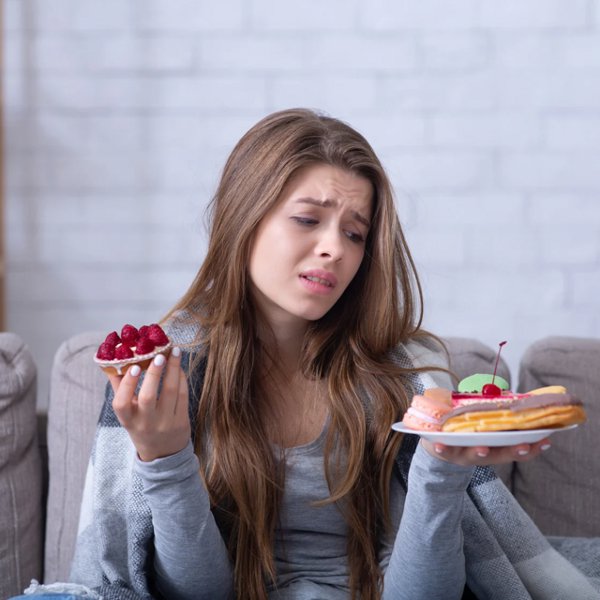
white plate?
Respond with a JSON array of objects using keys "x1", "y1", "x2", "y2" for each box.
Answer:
[{"x1": 391, "y1": 422, "x2": 579, "y2": 447}]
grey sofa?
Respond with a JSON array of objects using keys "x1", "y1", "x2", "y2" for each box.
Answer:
[{"x1": 1, "y1": 331, "x2": 599, "y2": 599}]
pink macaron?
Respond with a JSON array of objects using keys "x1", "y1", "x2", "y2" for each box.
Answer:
[{"x1": 402, "y1": 388, "x2": 453, "y2": 431}]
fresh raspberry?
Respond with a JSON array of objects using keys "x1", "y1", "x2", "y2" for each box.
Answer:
[
  {"x1": 104, "y1": 331, "x2": 121, "y2": 346},
  {"x1": 138, "y1": 325, "x2": 150, "y2": 339},
  {"x1": 96, "y1": 342, "x2": 116, "y2": 360},
  {"x1": 147, "y1": 324, "x2": 169, "y2": 346},
  {"x1": 135, "y1": 337, "x2": 156, "y2": 355},
  {"x1": 115, "y1": 344, "x2": 134, "y2": 360},
  {"x1": 121, "y1": 324, "x2": 139, "y2": 346}
]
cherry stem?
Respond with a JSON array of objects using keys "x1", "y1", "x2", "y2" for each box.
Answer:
[{"x1": 491, "y1": 341, "x2": 507, "y2": 385}]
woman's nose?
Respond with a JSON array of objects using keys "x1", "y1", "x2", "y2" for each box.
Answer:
[{"x1": 315, "y1": 227, "x2": 344, "y2": 260}]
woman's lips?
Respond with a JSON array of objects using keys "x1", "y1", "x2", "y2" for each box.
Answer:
[{"x1": 299, "y1": 269, "x2": 338, "y2": 294}]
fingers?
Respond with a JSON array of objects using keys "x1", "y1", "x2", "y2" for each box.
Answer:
[
  {"x1": 107, "y1": 373, "x2": 123, "y2": 396},
  {"x1": 537, "y1": 439, "x2": 552, "y2": 452},
  {"x1": 111, "y1": 348, "x2": 186, "y2": 423},
  {"x1": 175, "y1": 362, "x2": 189, "y2": 417},
  {"x1": 429, "y1": 443, "x2": 491, "y2": 464},
  {"x1": 474, "y1": 446, "x2": 490, "y2": 459},
  {"x1": 500, "y1": 438, "x2": 552, "y2": 462},
  {"x1": 426, "y1": 437, "x2": 553, "y2": 466},
  {"x1": 136, "y1": 354, "x2": 168, "y2": 412},
  {"x1": 514, "y1": 438, "x2": 552, "y2": 461},
  {"x1": 112, "y1": 364, "x2": 142, "y2": 423},
  {"x1": 157, "y1": 347, "x2": 188, "y2": 416},
  {"x1": 132, "y1": 347, "x2": 187, "y2": 415}
]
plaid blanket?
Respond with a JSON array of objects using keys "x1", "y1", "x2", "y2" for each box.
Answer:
[{"x1": 65, "y1": 341, "x2": 600, "y2": 600}]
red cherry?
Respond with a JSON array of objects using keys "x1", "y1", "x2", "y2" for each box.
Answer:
[{"x1": 482, "y1": 383, "x2": 502, "y2": 397}]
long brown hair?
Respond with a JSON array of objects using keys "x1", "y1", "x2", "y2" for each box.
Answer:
[{"x1": 165, "y1": 108, "x2": 441, "y2": 599}]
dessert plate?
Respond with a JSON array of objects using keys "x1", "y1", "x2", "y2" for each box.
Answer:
[{"x1": 391, "y1": 422, "x2": 579, "y2": 447}]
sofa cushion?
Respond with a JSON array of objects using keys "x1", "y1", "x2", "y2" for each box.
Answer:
[
  {"x1": 516, "y1": 336, "x2": 600, "y2": 536},
  {"x1": 44, "y1": 331, "x2": 106, "y2": 583},
  {"x1": 0, "y1": 332, "x2": 43, "y2": 599}
]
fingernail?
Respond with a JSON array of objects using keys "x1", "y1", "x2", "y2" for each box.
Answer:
[
  {"x1": 172, "y1": 346, "x2": 181, "y2": 358},
  {"x1": 130, "y1": 365, "x2": 141, "y2": 377},
  {"x1": 154, "y1": 354, "x2": 166, "y2": 366},
  {"x1": 541, "y1": 444, "x2": 551, "y2": 451},
  {"x1": 434, "y1": 446, "x2": 443, "y2": 454},
  {"x1": 477, "y1": 451, "x2": 488, "y2": 458},
  {"x1": 518, "y1": 449, "x2": 529, "y2": 456}
]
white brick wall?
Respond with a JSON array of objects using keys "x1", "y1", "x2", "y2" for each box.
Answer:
[{"x1": 4, "y1": 0, "x2": 600, "y2": 408}]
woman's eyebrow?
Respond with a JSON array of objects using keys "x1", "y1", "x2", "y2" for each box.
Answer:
[{"x1": 294, "y1": 197, "x2": 371, "y2": 228}]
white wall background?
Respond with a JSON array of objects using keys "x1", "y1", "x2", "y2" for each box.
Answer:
[{"x1": 4, "y1": 0, "x2": 600, "y2": 409}]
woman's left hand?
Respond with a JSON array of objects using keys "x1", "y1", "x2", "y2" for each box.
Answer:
[{"x1": 420, "y1": 437, "x2": 552, "y2": 466}]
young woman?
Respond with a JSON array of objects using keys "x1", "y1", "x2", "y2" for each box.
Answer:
[{"x1": 19, "y1": 109, "x2": 599, "y2": 600}]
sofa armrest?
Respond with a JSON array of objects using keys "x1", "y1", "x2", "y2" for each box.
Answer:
[
  {"x1": 515, "y1": 336, "x2": 600, "y2": 536},
  {"x1": 0, "y1": 333, "x2": 43, "y2": 599},
  {"x1": 44, "y1": 331, "x2": 106, "y2": 583}
]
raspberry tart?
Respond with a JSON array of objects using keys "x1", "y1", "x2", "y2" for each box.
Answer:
[{"x1": 94, "y1": 323, "x2": 172, "y2": 375}]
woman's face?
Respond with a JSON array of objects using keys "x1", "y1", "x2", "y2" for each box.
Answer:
[{"x1": 248, "y1": 163, "x2": 373, "y2": 334}]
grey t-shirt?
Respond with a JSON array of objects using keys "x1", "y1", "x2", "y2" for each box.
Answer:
[
  {"x1": 135, "y1": 431, "x2": 473, "y2": 600},
  {"x1": 271, "y1": 425, "x2": 350, "y2": 596}
]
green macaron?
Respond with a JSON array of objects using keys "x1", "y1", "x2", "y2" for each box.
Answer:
[{"x1": 457, "y1": 373, "x2": 510, "y2": 393}]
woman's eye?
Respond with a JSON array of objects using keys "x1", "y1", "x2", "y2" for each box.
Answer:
[
  {"x1": 291, "y1": 216, "x2": 318, "y2": 226},
  {"x1": 345, "y1": 230, "x2": 365, "y2": 243}
]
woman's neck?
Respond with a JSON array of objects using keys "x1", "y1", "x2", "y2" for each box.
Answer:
[
  {"x1": 256, "y1": 319, "x2": 328, "y2": 448},
  {"x1": 258, "y1": 318, "x2": 308, "y2": 377}
]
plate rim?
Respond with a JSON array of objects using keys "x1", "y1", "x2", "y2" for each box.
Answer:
[{"x1": 391, "y1": 422, "x2": 578, "y2": 446}]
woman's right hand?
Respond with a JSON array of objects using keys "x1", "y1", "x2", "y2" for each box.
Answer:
[{"x1": 107, "y1": 346, "x2": 191, "y2": 462}]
